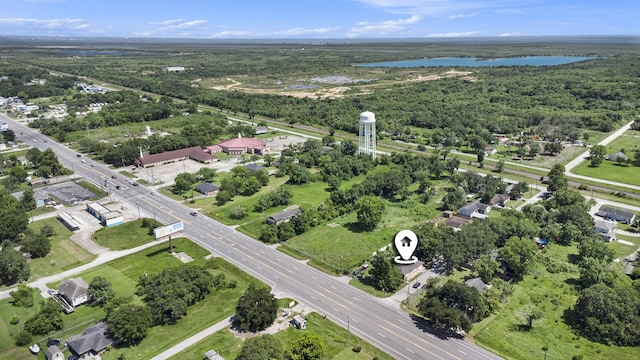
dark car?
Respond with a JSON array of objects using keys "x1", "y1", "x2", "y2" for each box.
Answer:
[
  {"x1": 111, "y1": 175, "x2": 117, "y2": 179},
  {"x1": 46, "y1": 338, "x2": 61, "y2": 347},
  {"x1": 190, "y1": 211, "x2": 198, "y2": 216},
  {"x1": 132, "y1": 182, "x2": 139, "y2": 186},
  {"x1": 115, "y1": 185, "x2": 121, "y2": 190},
  {"x1": 76, "y1": 154, "x2": 81, "y2": 158},
  {"x1": 412, "y1": 282, "x2": 421, "y2": 289}
]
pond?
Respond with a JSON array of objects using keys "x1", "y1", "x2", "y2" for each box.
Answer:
[{"x1": 355, "y1": 56, "x2": 598, "y2": 68}]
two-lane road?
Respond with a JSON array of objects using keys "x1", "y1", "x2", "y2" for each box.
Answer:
[{"x1": 4, "y1": 114, "x2": 501, "y2": 360}]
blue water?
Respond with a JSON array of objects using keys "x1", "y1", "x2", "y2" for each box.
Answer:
[{"x1": 356, "y1": 56, "x2": 597, "y2": 68}]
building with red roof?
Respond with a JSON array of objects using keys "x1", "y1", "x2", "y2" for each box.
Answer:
[
  {"x1": 217, "y1": 137, "x2": 268, "y2": 155},
  {"x1": 134, "y1": 146, "x2": 213, "y2": 168}
]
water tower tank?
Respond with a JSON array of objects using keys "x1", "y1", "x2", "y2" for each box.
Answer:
[{"x1": 360, "y1": 111, "x2": 376, "y2": 123}]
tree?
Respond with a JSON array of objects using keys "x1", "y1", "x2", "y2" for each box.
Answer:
[
  {"x1": 0, "y1": 249, "x2": 30, "y2": 286},
  {"x1": 572, "y1": 283, "x2": 640, "y2": 346},
  {"x1": 237, "y1": 334, "x2": 284, "y2": 360},
  {"x1": 15, "y1": 330, "x2": 32, "y2": 346},
  {"x1": 417, "y1": 281, "x2": 489, "y2": 332},
  {"x1": 22, "y1": 233, "x2": 51, "y2": 258},
  {"x1": 498, "y1": 236, "x2": 538, "y2": 280},
  {"x1": 20, "y1": 187, "x2": 36, "y2": 211},
  {"x1": 546, "y1": 164, "x2": 568, "y2": 193},
  {"x1": 356, "y1": 196, "x2": 386, "y2": 231},
  {"x1": 369, "y1": 252, "x2": 404, "y2": 292},
  {"x1": 137, "y1": 265, "x2": 215, "y2": 325},
  {"x1": 10, "y1": 284, "x2": 34, "y2": 308},
  {"x1": 474, "y1": 255, "x2": 501, "y2": 284},
  {"x1": 88, "y1": 276, "x2": 115, "y2": 306},
  {"x1": 528, "y1": 143, "x2": 540, "y2": 158},
  {"x1": 441, "y1": 187, "x2": 466, "y2": 211},
  {"x1": 235, "y1": 285, "x2": 278, "y2": 332},
  {"x1": 289, "y1": 333, "x2": 326, "y2": 360},
  {"x1": 106, "y1": 303, "x2": 153, "y2": 346},
  {"x1": 589, "y1": 145, "x2": 606, "y2": 167},
  {"x1": 494, "y1": 160, "x2": 505, "y2": 173},
  {"x1": 544, "y1": 141, "x2": 563, "y2": 155},
  {"x1": 24, "y1": 298, "x2": 63, "y2": 335},
  {"x1": 578, "y1": 257, "x2": 610, "y2": 288}
]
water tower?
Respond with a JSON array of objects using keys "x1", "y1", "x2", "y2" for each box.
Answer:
[{"x1": 358, "y1": 111, "x2": 376, "y2": 159}]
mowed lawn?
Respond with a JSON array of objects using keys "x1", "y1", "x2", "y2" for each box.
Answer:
[
  {"x1": 170, "y1": 312, "x2": 393, "y2": 360},
  {"x1": 3, "y1": 238, "x2": 262, "y2": 360},
  {"x1": 572, "y1": 130, "x2": 640, "y2": 186},
  {"x1": 26, "y1": 217, "x2": 96, "y2": 282},
  {"x1": 93, "y1": 218, "x2": 158, "y2": 250},
  {"x1": 471, "y1": 244, "x2": 639, "y2": 360}
]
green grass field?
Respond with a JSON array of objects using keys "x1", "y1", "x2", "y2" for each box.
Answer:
[
  {"x1": 471, "y1": 244, "x2": 639, "y2": 360},
  {"x1": 26, "y1": 217, "x2": 96, "y2": 282},
  {"x1": 170, "y1": 312, "x2": 393, "y2": 360},
  {"x1": 93, "y1": 218, "x2": 157, "y2": 250}
]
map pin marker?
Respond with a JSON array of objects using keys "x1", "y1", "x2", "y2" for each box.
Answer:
[{"x1": 394, "y1": 229, "x2": 418, "y2": 261}]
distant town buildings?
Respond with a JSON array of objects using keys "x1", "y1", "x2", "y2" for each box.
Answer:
[{"x1": 162, "y1": 66, "x2": 186, "y2": 72}]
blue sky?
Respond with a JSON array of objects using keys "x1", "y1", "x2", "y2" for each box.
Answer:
[{"x1": 0, "y1": 0, "x2": 638, "y2": 39}]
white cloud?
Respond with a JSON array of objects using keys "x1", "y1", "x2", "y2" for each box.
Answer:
[
  {"x1": 0, "y1": 17, "x2": 87, "y2": 29},
  {"x1": 149, "y1": 19, "x2": 186, "y2": 26},
  {"x1": 498, "y1": 32, "x2": 526, "y2": 37},
  {"x1": 348, "y1": 14, "x2": 422, "y2": 37},
  {"x1": 427, "y1": 31, "x2": 481, "y2": 37},
  {"x1": 448, "y1": 13, "x2": 477, "y2": 20}
]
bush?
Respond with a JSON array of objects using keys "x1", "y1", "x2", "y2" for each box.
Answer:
[
  {"x1": 15, "y1": 330, "x2": 32, "y2": 346},
  {"x1": 352, "y1": 345, "x2": 362, "y2": 353},
  {"x1": 10, "y1": 315, "x2": 20, "y2": 325}
]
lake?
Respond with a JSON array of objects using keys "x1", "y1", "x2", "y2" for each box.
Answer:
[{"x1": 356, "y1": 56, "x2": 597, "y2": 68}]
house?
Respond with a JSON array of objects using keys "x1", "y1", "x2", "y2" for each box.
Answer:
[
  {"x1": 292, "y1": 315, "x2": 307, "y2": 330},
  {"x1": 606, "y1": 152, "x2": 627, "y2": 162},
  {"x1": 443, "y1": 215, "x2": 473, "y2": 231},
  {"x1": 58, "y1": 278, "x2": 90, "y2": 307},
  {"x1": 217, "y1": 137, "x2": 268, "y2": 155},
  {"x1": 597, "y1": 205, "x2": 636, "y2": 224},
  {"x1": 267, "y1": 207, "x2": 302, "y2": 225},
  {"x1": 195, "y1": 182, "x2": 220, "y2": 196},
  {"x1": 593, "y1": 219, "x2": 616, "y2": 242},
  {"x1": 458, "y1": 202, "x2": 491, "y2": 219},
  {"x1": 45, "y1": 345, "x2": 64, "y2": 360},
  {"x1": 67, "y1": 322, "x2": 114, "y2": 358},
  {"x1": 484, "y1": 147, "x2": 497, "y2": 155},
  {"x1": 465, "y1": 277, "x2": 492, "y2": 293},
  {"x1": 162, "y1": 66, "x2": 185, "y2": 72},
  {"x1": 489, "y1": 193, "x2": 510, "y2": 207},
  {"x1": 204, "y1": 349, "x2": 225, "y2": 360},
  {"x1": 244, "y1": 163, "x2": 264, "y2": 172}
]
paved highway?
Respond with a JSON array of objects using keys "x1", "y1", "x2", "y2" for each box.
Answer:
[{"x1": 3, "y1": 114, "x2": 502, "y2": 360}]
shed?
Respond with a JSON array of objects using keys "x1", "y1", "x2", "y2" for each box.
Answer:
[
  {"x1": 195, "y1": 182, "x2": 220, "y2": 196},
  {"x1": 45, "y1": 345, "x2": 64, "y2": 360},
  {"x1": 292, "y1": 315, "x2": 307, "y2": 330},
  {"x1": 267, "y1": 207, "x2": 302, "y2": 225},
  {"x1": 204, "y1": 349, "x2": 225, "y2": 360}
]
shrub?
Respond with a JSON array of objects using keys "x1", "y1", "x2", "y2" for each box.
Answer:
[
  {"x1": 352, "y1": 345, "x2": 362, "y2": 353},
  {"x1": 15, "y1": 330, "x2": 32, "y2": 346},
  {"x1": 10, "y1": 315, "x2": 20, "y2": 324}
]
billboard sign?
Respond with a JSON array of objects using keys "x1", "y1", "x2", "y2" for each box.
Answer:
[{"x1": 154, "y1": 221, "x2": 184, "y2": 240}]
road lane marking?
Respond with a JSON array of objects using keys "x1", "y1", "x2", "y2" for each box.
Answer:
[
  {"x1": 378, "y1": 333, "x2": 386, "y2": 338},
  {"x1": 378, "y1": 325, "x2": 448, "y2": 360},
  {"x1": 381, "y1": 322, "x2": 462, "y2": 360}
]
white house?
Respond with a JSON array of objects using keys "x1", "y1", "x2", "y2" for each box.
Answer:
[{"x1": 58, "y1": 278, "x2": 90, "y2": 307}]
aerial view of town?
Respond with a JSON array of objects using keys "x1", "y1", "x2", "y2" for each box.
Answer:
[{"x1": 0, "y1": 1, "x2": 639, "y2": 360}]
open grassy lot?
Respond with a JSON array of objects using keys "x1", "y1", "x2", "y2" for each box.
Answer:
[
  {"x1": 170, "y1": 312, "x2": 393, "y2": 360},
  {"x1": 573, "y1": 160, "x2": 640, "y2": 187},
  {"x1": 26, "y1": 217, "x2": 96, "y2": 281},
  {"x1": 470, "y1": 244, "x2": 639, "y2": 360},
  {"x1": 0, "y1": 289, "x2": 44, "y2": 360},
  {"x1": 284, "y1": 194, "x2": 443, "y2": 274},
  {"x1": 93, "y1": 218, "x2": 158, "y2": 250},
  {"x1": 571, "y1": 130, "x2": 640, "y2": 186}
]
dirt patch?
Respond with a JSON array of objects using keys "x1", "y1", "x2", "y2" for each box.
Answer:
[{"x1": 173, "y1": 251, "x2": 194, "y2": 263}]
